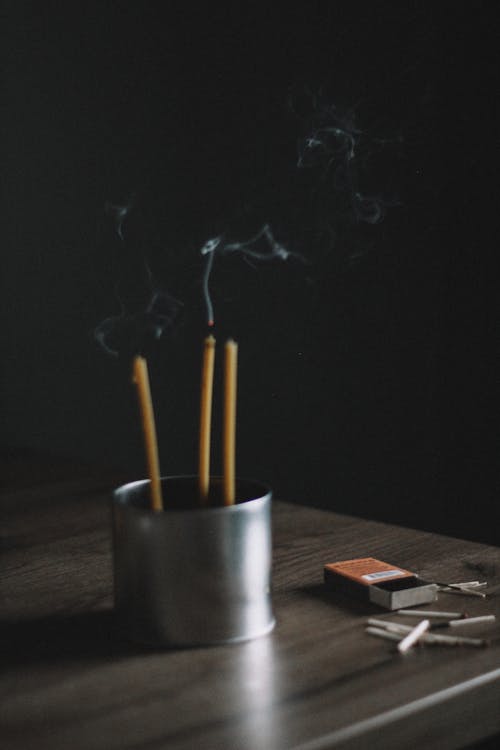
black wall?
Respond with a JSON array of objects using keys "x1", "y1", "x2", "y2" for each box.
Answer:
[{"x1": 3, "y1": 3, "x2": 498, "y2": 544}]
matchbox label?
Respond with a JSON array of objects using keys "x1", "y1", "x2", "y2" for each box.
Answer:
[{"x1": 324, "y1": 557, "x2": 414, "y2": 586}]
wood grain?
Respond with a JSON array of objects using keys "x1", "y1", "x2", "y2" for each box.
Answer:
[{"x1": 1, "y1": 461, "x2": 499, "y2": 750}]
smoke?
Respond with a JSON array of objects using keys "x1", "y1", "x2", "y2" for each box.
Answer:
[
  {"x1": 296, "y1": 108, "x2": 359, "y2": 169},
  {"x1": 291, "y1": 86, "x2": 401, "y2": 231},
  {"x1": 104, "y1": 196, "x2": 135, "y2": 241},
  {"x1": 200, "y1": 224, "x2": 306, "y2": 327},
  {"x1": 97, "y1": 89, "x2": 401, "y2": 337},
  {"x1": 95, "y1": 199, "x2": 182, "y2": 358},
  {"x1": 196, "y1": 89, "x2": 401, "y2": 325},
  {"x1": 94, "y1": 286, "x2": 182, "y2": 358}
]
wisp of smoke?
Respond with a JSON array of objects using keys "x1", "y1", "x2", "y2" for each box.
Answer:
[
  {"x1": 105, "y1": 197, "x2": 135, "y2": 241},
  {"x1": 94, "y1": 287, "x2": 183, "y2": 358},
  {"x1": 292, "y1": 90, "x2": 400, "y2": 228},
  {"x1": 296, "y1": 109, "x2": 360, "y2": 169},
  {"x1": 99, "y1": 89, "x2": 401, "y2": 336},
  {"x1": 96, "y1": 198, "x2": 182, "y2": 357},
  {"x1": 200, "y1": 223, "x2": 305, "y2": 327}
]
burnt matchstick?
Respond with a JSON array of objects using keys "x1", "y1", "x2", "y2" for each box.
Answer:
[
  {"x1": 366, "y1": 626, "x2": 403, "y2": 644},
  {"x1": 436, "y1": 581, "x2": 487, "y2": 597},
  {"x1": 422, "y1": 632, "x2": 490, "y2": 647},
  {"x1": 447, "y1": 615, "x2": 496, "y2": 628},
  {"x1": 368, "y1": 618, "x2": 410, "y2": 635},
  {"x1": 396, "y1": 609, "x2": 468, "y2": 619},
  {"x1": 366, "y1": 618, "x2": 491, "y2": 647}
]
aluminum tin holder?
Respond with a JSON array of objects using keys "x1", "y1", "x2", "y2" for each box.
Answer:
[{"x1": 112, "y1": 476, "x2": 275, "y2": 647}]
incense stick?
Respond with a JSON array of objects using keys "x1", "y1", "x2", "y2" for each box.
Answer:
[
  {"x1": 223, "y1": 339, "x2": 238, "y2": 505},
  {"x1": 199, "y1": 335, "x2": 215, "y2": 504},
  {"x1": 132, "y1": 355, "x2": 163, "y2": 512}
]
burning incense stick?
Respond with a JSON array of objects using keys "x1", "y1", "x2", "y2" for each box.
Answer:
[
  {"x1": 199, "y1": 335, "x2": 216, "y2": 504},
  {"x1": 132, "y1": 355, "x2": 163, "y2": 512},
  {"x1": 223, "y1": 339, "x2": 238, "y2": 505}
]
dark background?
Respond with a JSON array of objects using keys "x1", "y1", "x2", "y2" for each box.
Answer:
[{"x1": 2, "y1": 2, "x2": 498, "y2": 544}]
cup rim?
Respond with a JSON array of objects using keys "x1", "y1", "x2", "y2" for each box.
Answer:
[{"x1": 112, "y1": 474, "x2": 272, "y2": 516}]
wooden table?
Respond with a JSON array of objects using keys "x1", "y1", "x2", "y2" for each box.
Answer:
[{"x1": 1, "y1": 462, "x2": 499, "y2": 749}]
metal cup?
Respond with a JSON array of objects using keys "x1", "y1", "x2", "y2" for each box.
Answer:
[{"x1": 112, "y1": 476, "x2": 274, "y2": 647}]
